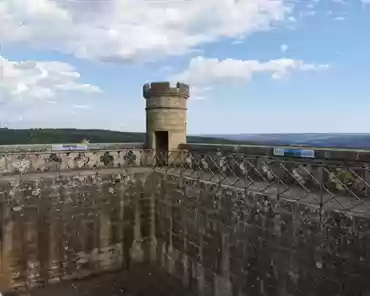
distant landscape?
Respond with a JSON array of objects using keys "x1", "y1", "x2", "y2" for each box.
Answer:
[
  {"x1": 1, "y1": 129, "x2": 370, "y2": 150},
  {"x1": 0, "y1": 128, "x2": 241, "y2": 145},
  {"x1": 207, "y1": 133, "x2": 370, "y2": 149}
]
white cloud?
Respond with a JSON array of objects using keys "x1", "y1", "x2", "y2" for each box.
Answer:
[
  {"x1": 191, "y1": 86, "x2": 213, "y2": 101},
  {"x1": 333, "y1": 16, "x2": 346, "y2": 21},
  {"x1": 280, "y1": 44, "x2": 289, "y2": 53},
  {"x1": 73, "y1": 104, "x2": 91, "y2": 110},
  {"x1": 232, "y1": 39, "x2": 245, "y2": 45},
  {"x1": 173, "y1": 56, "x2": 329, "y2": 87},
  {"x1": 1, "y1": 98, "x2": 146, "y2": 132},
  {"x1": 0, "y1": 56, "x2": 102, "y2": 102},
  {"x1": 0, "y1": 0, "x2": 290, "y2": 62}
]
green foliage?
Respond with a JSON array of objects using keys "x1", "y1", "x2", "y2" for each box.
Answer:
[
  {"x1": 0, "y1": 128, "x2": 243, "y2": 145},
  {"x1": 336, "y1": 169, "x2": 354, "y2": 186},
  {"x1": 0, "y1": 128, "x2": 144, "y2": 144}
]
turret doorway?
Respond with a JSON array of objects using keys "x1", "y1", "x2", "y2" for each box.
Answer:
[{"x1": 155, "y1": 131, "x2": 168, "y2": 166}]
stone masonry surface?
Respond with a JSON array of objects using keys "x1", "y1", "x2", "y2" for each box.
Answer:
[
  {"x1": 7, "y1": 265, "x2": 197, "y2": 296},
  {"x1": 2, "y1": 148, "x2": 370, "y2": 295},
  {"x1": 0, "y1": 149, "x2": 149, "y2": 175},
  {"x1": 3, "y1": 147, "x2": 370, "y2": 208},
  {"x1": 153, "y1": 172, "x2": 370, "y2": 296},
  {"x1": 144, "y1": 82, "x2": 189, "y2": 150},
  {"x1": 0, "y1": 168, "x2": 156, "y2": 293}
]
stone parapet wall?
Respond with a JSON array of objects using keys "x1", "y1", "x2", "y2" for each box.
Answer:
[
  {"x1": 0, "y1": 149, "x2": 153, "y2": 175},
  {"x1": 0, "y1": 168, "x2": 155, "y2": 293},
  {"x1": 2, "y1": 146, "x2": 370, "y2": 295},
  {"x1": 2, "y1": 165, "x2": 370, "y2": 295},
  {"x1": 153, "y1": 172, "x2": 370, "y2": 296},
  {"x1": 2, "y1": 147, "x2": 370, "y2": 209},
  {"x1": 0, "y1": 143, "x2": 144, "y2": 153},
  {"x1": 2, "y1": 142, "x2": 370, "y2": 161}
]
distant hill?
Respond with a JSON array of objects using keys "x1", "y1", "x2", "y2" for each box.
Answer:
[
  {"x1": 205, "y1": 133, "x2": 370, "y2": 149},
  {"x1": 0, "y1": 128, "x2": 242, "y2": 145},
  {"x1": 2, "y1": 129, "x2": 369, "y2": 150}
]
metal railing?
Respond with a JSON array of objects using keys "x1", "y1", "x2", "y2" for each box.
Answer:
[
  {"x1": 1, "y1": 148, "x2": 370, "y2": 215},
  {"x1": 153, "y1": 150, "x2": 370, "y2": 215}
]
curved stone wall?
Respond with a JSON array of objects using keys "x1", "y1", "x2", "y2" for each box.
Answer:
[{"x1": 1, "y1": 146, "x2": 370, "y2": 295}]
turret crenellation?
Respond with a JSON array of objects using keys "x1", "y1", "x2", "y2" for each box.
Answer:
[{"x1": 143, "y1": 81, "x2": 190, "y2": 99}]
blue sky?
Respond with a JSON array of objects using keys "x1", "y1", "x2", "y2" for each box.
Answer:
[{"x1": 0, "y1": 0, "x2": 370, "y2": 134}]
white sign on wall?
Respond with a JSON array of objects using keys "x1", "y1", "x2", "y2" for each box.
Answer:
[{"x1": 273, "y1": 148, "x2": 315, "y2": 158}]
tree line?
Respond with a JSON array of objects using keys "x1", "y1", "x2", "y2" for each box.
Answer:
[{"x1": 0, "y1": 128, "x2": 243, "y2": 145}]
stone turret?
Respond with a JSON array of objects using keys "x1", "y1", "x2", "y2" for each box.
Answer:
[{"x1": 143, "y1": 82, "x2": 190, "y2": 151}]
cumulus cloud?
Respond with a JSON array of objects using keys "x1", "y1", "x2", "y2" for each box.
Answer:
[
  {"x1": 173, "y1": 56, "x2": 329, "y2": 87},
  {"x1": 0, "y1": 56, "x2": 102, "y2": 102},
  {"x1": 0, "y1": 0, "x2": 290, "y2": 62}
]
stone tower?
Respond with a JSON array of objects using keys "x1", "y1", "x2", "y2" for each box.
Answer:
[{"x1": 143, "y1": 82, "x2": 189, "y2": 152}]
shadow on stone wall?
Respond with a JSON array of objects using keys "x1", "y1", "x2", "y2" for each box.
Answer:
[
  {"x1": 0, "y1": 169, "x2": 155, "y2": 294},
  {"x1": 153, "y1": 172, "x2": 370, "y2": 296}
]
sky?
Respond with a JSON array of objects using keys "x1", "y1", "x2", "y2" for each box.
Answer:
[{"x1": 0, "y1": 0, "x2": 370, "y2": 135}]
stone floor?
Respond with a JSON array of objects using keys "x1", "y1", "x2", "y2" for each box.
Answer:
[{"x1": 5, "y1": 266, "x2": 197, "y2": 296}]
